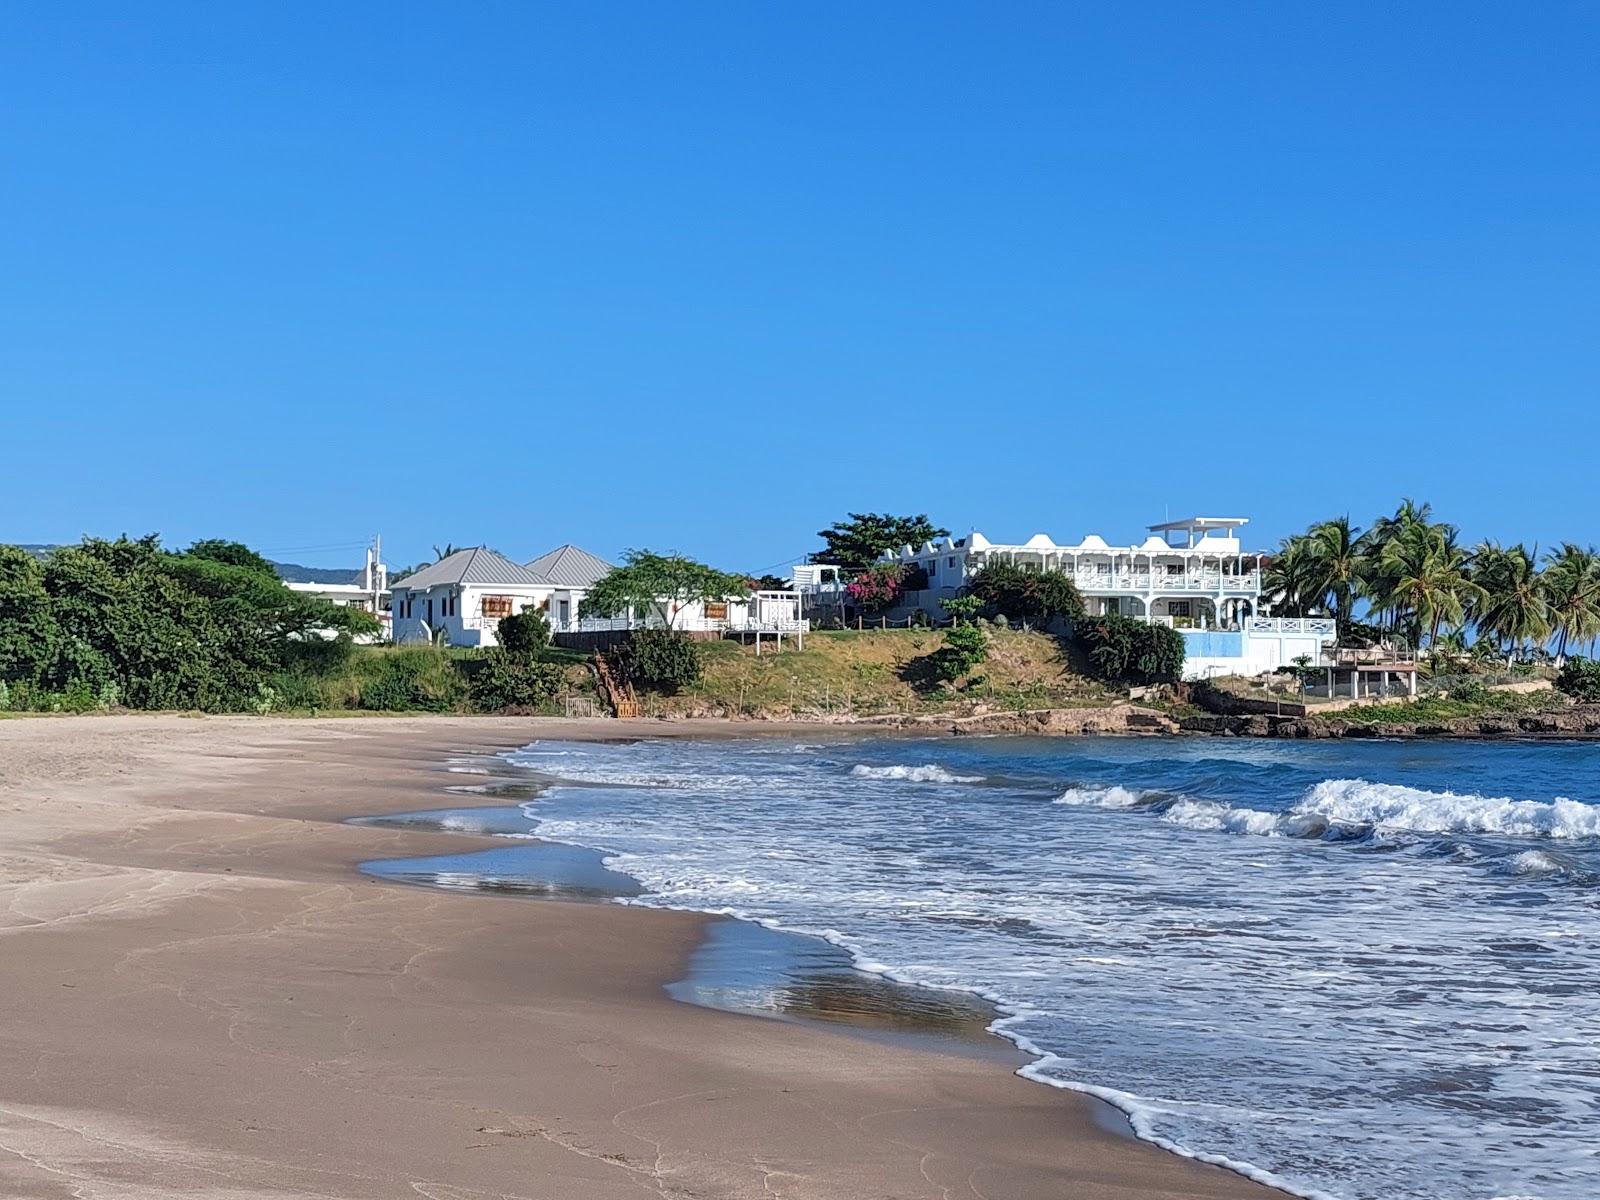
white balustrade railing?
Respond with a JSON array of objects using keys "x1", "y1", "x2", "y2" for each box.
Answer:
[
  {"x1": 551, "y1": 616, "x2": 810, "y2": 635},
  {"x1": 1247, "y1": 617, "x2": 1338, "y2": 637}
]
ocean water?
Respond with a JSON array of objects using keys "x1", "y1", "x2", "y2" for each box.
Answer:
[{"x1": 495, "y1": 735, "x2": 1600, "y2": 1200}]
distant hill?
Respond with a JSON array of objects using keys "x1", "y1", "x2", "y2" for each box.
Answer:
[
  {"x1": 10, "y1": 543, "x2": 363, "y2": 586},
  {"x1": 270, "y1": 561, "x2": 365, "y2": 585}
]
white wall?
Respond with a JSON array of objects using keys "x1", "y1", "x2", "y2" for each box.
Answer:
[{"x1": 391, "y1": 583, "x2": 556, "y2": 647}]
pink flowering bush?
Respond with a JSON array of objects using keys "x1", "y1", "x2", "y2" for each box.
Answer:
[{"x1": 846, "y1": 563, "x2": 905, "y2": 612}]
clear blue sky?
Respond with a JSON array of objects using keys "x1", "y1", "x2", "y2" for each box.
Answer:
[{"x1": 5, "y1": 3, "x2": 1596, "y2": 572}]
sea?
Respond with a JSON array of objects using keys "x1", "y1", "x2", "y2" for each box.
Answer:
[{"x1": 362, "y1": 734, "x2": 1600, "y2": 1200}]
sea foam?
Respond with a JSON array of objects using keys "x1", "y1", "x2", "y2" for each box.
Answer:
[
  {"x1": 1056, "y1": 777, "x2": 1600, "y2": 843},
  {"x1": 850, "y1": 763, "x2": 984, "y2": 784}
]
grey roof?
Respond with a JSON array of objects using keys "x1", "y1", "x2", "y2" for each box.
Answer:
[
  {"x1": 392, "y1": 546, "x2": 547, "y2": 591},
  {"x1": 524, "y1": 544, "x2": 614, "y2": 588}
]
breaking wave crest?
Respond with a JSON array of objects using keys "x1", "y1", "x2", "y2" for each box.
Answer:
[
  {"x1": 850, "y1": 763, "x2": 984, "y2": 784},
  {"x1": 1056, "y1": 777, "x2": 1600, "y2": 844}
]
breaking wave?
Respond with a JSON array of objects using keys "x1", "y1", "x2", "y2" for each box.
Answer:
[
  {"x1": 850, "y1": 763, "x2": 984, "y2": 784},
  {"x1": 1056, "y1": 777, "x2": 1600, "y2": 844}
]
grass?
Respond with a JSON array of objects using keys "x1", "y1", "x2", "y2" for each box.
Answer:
[
  {"x1": 1327, "y1": 689, "x2": 1563, "y2": 727},
  {"x1": 642, "y1": 627, "x2": 1113, "y2": 719}
]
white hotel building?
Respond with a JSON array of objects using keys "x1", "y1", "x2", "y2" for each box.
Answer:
[{"x1": 872, "y1": 516, "x2": 1335, "y2": 679}]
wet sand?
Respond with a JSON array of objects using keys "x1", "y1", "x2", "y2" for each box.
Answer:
[{"x1": 0, "y1": 714, "x2": 1286, "y2": 1198}]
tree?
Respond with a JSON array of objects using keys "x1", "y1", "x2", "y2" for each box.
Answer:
[
  {"x1": 0, "y1": 535, "x2": 375, "y2": 712},
  {"x1": 1377, "y1": 522, "x2": 1483, "y2": 650},
  {"x1": 930, "y1": 623, "x2": 989, "y2": 683},
  {"x1": 186, "y1": 539, "x2": 280, "y2": 576},
  {"x1": 1262, "y1": 535, "x2": 1325, "y2": 618},
  {"x1": 1543, "y1": 544, "x2": 1600, "y2": 665},
  {"x1": 583, "y1": 550, "x2": 751, "y2": 628},
  {"x1": 1356, "y1": 498, "x2": 1436, "y2": 636},
  {"x1": 966, "y1": 563, "x2": 1084, "y2": 627},
  {"x1": 1469, "y1": 542, "x2": 1548, "y2": 663},
  {"x1": 0, "y1": 546, "x2": 58, "y2": 687},
  {"x1": 496, "y1": 606, "x2": 550, "y2": 655},
  {"x1": 813, "y1": 513, "x2": 950, "y2": 573},
  {"x1": 1306, "y1": 517, "x2": 1364, "y2": 628}
]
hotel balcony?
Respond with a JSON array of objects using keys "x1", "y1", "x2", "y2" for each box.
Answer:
[{"x1": 1071, "y1": 569, "x2": 1261, "y2": 595}]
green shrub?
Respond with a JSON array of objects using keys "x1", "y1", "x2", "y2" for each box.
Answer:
[
  {"x1": 1075, "y1": 613, "x2": 1185, "y2": 685},
  {"x1": 611, "y1": 630, "x2": 702, "y2": 694},
  {"x1": 1448, "y1": 679, "x2": 1489, "y2": 704},
  {"x1": 967, "y1": 564, "x2": 1083, "y2": 627},
  {"x1": 1557, "y1": 657, "x2": 1600, "y2": 702},
  {"x1": 930, "y1": 623, "x2": 989, "y2": 683},
  {"x1": 355, "y1": 648, "x2": 466, "y2": 712},
  {"x1": 268, "y1": 670, "x2": 330, "y2": 711},
  {"x1": 468, "y1": 651, "x2": 565, "y2": 712},
  {"x1": 496, "y1": 607, "x2": 551, "y2": 655}
]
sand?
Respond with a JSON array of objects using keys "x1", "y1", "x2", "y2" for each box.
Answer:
[{"x1": 0, "y1": 714, "x2": 1286, "y2": 1199}]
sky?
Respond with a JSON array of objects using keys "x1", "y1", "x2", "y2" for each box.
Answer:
[{"x1": 4, "y1": 3, "x2": 1597, "y2": 574}]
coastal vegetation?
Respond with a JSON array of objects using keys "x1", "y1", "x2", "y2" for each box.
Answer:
[
  {"x1": 1076, "y1": 612, "x2": 1187, "y2": 686},
  {"x1": 1266, "y1": 499, "x2": 1600, "y2": 661},
  {"x1": 966, "y1": 562, "x2": 1085, "y2": 627},
  {"x1": 0, "y1": 536, "x2": 377, "y2": 713},
  {"x1": 813, "y1": 512, "x2": 949, "y2": 572}
]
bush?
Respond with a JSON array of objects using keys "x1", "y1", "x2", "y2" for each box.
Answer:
[
  {"x1": 930, "y1": 623, "x2": 989, "y2": 683},
  {"x1": 497, "y1": 607, "x2": 551, "y2": 655},
  {"x1": 611, "y1": 630, "x2": 702, "y2": 694},
  {"x1": 1557, "y1": 657, "x2": 1600, "y2": 703},
  {"x1": 1075, "y1": 613, "x2": 1185, "y2": 685},
  {"x1": 355, "y1": 648, "x2": 466, "y2": 712},
  {"x1": 967, "y1": 564, "x2": 1084, "y2": 628},
  {"x1": 468, "y1": 650, "x2": 565, "y2": 712},
  {"x1": 845, "y1": 564, "x2": 907, "y2": 612}
]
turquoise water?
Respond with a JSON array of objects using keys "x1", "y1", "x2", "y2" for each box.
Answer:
[{"x1": 492, "y1": 734, "x2": 1600, "y2": 1200}]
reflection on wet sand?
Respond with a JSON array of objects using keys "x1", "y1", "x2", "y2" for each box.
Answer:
[{"x1": 356, "y1": 803, "x2": 1009, "y2": 1059}]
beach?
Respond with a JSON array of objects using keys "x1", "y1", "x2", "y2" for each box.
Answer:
[{"x1": 0, "y1": 714, "x2": 1281, "y2": 1200}]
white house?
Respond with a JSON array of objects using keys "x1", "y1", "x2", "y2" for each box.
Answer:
[
  {"x1": 870, "y1": 516, "x2": 1336, "y2": 679},
  {"x1": 391, "y1": 544, "x2": 614, "y2": 648}
]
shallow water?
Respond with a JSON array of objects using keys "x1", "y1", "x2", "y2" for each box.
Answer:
[{"x1": 491, "y1": 735, "x2": 1600, "y2": 1200}]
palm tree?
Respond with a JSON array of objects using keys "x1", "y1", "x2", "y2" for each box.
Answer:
[
  {"x1": 1357, "y1": 498, "x2": 1433, "y2": 637},
  {"x1": 1469, "y1": 541, "x2": 1548, "y2": 663},
  {"x1": 1380, "y1": 522, "x2": 1484, "y2": 650},
  {"x1": 1263, "y1": 535, "x2": 1324, "y2": 617},
  {"x1": 1544, "y1": 543, "x2": 1600, "y2": 664},
  {"x1": 1306, "y1": 516, "x2": 1364, "y2": 628}
]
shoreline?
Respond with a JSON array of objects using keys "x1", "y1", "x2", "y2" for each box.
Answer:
[
  {"x1": 8, "y1": 700, "x2": 1599, "y2": 742},
  {"x1": 0, "y1": 714, "x2": 1288, "y2": 1198}
]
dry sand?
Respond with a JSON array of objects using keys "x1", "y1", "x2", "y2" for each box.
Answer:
[{"x1": 0, "y1": 714, "x2": 1285, "y2": 1199}]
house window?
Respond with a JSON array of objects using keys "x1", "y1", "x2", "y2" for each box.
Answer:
[
  {"x1": 947, "y1": 557, "x2": 957, "y2": 568},
  {"x1": 1169, "y1": 601, "x2": 1192, "y2": 618},
  {"x1": 426, "y1": 598, "x2": 433, "y2": 622},
  {"x1": 482, "y1": 595, "x2": 514, "y2": 619}
]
